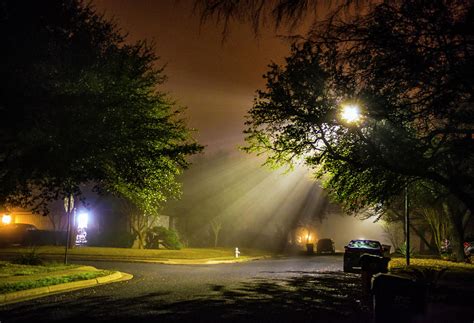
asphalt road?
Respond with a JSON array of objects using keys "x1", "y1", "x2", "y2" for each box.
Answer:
[{"x1": 0, "y1": 255, "x2": 370, "y2": 322}]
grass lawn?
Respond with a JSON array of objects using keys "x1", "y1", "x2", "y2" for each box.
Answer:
[
  {"x1": 0, "y1": 246, "x2": 271, "y2": 261},
  {"x1": 0, "y1": 261, "x2": 79, "y2": 277},
  {"x1": 0, "y1": 261, "x2": 111, "y2": 294},
  {"x1": 389, "y1": 257, "x2": 474, "y2": 273}
]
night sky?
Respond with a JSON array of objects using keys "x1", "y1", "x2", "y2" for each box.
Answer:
[{"x1": 93, "y1": 0, "x2": 291, "y2": 150}]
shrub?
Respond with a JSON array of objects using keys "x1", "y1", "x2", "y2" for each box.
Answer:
[
  {"x1": 145, "y1": 226, "x2": 182, "y2": 250},
  {"x1": 396, "y1": 242, "x2": 416, "y2": 258},
  {"x1": 12, "y1": 248, "x2": 43, "y2": 266},
  {"x1": 87, "y1": 230, "x2": 136, "y2": 248},
  {"x1": 24, "y1": 230, "x2": 67, "y2": 246}
]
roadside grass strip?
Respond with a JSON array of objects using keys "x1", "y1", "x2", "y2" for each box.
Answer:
[
  {"x1": 0, "y1": 246, "x2": 270, "y2": 260},
  {"x1": 0, "y1": 261, "x2": 80, "y2": 277},
  {"x1": 389, "y1": 257, "x2": 474, "y2": 273},
  {"x1": 0, "y1": 271, "x2": 112, "y2": 293}
]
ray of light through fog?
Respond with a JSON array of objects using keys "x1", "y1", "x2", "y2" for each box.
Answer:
[
  {"x1": 92, "y1": 0, "x2": 390, "y2": 250},
  {"x1": 164, "y1": 150, "x2": 389, "y2": 250}
]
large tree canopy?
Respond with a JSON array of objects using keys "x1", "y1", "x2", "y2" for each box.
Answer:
[
  {"x1": 245, "y1": 1, "x2": 473, "y2": 209},
  {"x1": 241, "y1": 1, "x2": 473, "y2": 258},
  {"x1": 0, "y1": 0, "x2": 202, "y2": 215}
]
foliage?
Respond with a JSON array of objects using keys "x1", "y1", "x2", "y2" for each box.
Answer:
[
  {"x1": 0, "y1": 0, "x2": 202, "y2": 215},
  {"x1": 236, "y1": 1, "x2": 473, "y2": 260},
  {"x1": 145, "y1": 226, "x2": 182, "y2": 250},
  {"x1": 245, "y1": 1, "x2": 474, "y2": 211},
  {"x1": 195, "y1": 0, "x2": 361, "y2": 38},
  {"x1": 11, "y1": 249, "x2": 43, "y2": 266},
  {"x1": 112, "y1": 198, "x2": 161, "y2": 249},
  {"x1": 395, "y1": 242, "x2": 416, "y2": 259}
]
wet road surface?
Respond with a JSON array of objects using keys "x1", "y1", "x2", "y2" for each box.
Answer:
[{"x1": 1, "y1": 255, "x2": 370, "y2": 322}]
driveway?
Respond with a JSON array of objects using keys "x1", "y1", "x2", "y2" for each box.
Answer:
[{"x1": 0, "y1": 255, "x2": 370, "y2": 322}]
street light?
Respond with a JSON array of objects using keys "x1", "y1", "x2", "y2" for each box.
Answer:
[
  {"x1": 340, "y1": 104, "x2": 361, "y2": 124},
  {"x1": 2, "y1": 214, "x2": 12, "y2": 225},
  {"x1": 76, "y1": 211, "x2": 89, "y2": 229}
]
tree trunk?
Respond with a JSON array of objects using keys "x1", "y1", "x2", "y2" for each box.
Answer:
[
  {"x1": 214, "y1": 232, "x2": 219, "y2": 248},
  {"x1": 447, "y1": 210, "x2": 465, "y2": 262},
  {"x1": 442, "y1": 201, "x2": 466, "y2": 262},
  {"x1": 393, "y1": 211, "x2": 438, "y2": 254},
  {"x1": 131, "y1": 228, "x2": 145, "y2": 249}
]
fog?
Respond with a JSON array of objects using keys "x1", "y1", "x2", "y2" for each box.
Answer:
[{"x1": 164, "y1": 150, "x2": 390, "y2": 251}]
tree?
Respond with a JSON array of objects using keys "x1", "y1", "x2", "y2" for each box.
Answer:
[
  {"x1": 209, "y1": 217, "x2": 223, "y2": 247},
  {"x1": 145, "y1": 226, "x2": 182, "y2": 250},
  {"x1": 195, "y1": 0, "x2": 364, "y2": 39},
  {"x1": 0, "y1": 1, "x2": 202, "y2": 217},
  {"x1": 112, "y1": 198, "x2": 159, "y2": 249},
  {"x1": 211, "y1": 1, "x2": 473, "y2": 260}
]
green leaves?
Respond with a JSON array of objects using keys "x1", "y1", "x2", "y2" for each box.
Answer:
[
  {"x1": 0, "y1": 0, "x2": 203, "y2": 214},
  {"x1": 243, "y1": 1, "x2": 474, "y2": 214}
]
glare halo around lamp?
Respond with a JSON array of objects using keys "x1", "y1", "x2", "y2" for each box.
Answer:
[
  {"x1": 2, "y1": 214, "x2": 12, "y2": 225},
  {"x1": 340, "y1": 104, "x2": 361, "y2": 124},
  {"x1": 76, "y1": 211, "x2": 88, "y2": 229}
]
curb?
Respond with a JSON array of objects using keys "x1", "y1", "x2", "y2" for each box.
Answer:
[
  {"x1": 134, "y1": 256, "x2": 268, "y2": 265},
  {"x1": 0, "y1": 271, "x2": 133, "y2": 305}
]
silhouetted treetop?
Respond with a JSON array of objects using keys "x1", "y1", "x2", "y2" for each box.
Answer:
[{"x1": 0, "y1": 0, "x2": 203, "y2": 215}]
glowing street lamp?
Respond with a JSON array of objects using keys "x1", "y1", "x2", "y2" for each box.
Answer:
[
  {"x1": 2, "y1": 214, "x2": 12, "y2": 225},
  {"x1": 76, "y1": 211, "x2": 89, "y2": 229},
  {"x1": 340, "y1": 104, "x2": 361, "y2": 124}
]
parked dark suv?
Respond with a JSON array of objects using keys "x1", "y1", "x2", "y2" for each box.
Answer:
[
  {"x1": 317, "y1": 238, "x2": 335, "y2": 254},
  {"x1": 343, "y1": 239, "x2": 383, "y2": 272},
  {"x1": 0, "y1": 223, "x2": 37, "y2": 246}
]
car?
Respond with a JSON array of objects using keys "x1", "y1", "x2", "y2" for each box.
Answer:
[
  {"x1": 0, "y1": 223, "x2": 38, "y2": 246},
  {"x1": 317, "y1": 238, "x2": 335, "y2": 254},
  {"x1": 343, "y1": 239, "x2": 383, "y2": 272}
]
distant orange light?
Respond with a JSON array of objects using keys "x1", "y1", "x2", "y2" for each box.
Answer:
[{"x1": 2, "y1": 214, "x2": 12, "y2": 225}]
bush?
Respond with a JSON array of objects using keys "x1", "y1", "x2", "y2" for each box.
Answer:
[
  {"x1": 87, "y1": 230, "x2": 136, "y2": 248},
  {"x1": 12, "y1": 248, "x2": 43, "y2": 266},
  {"x1": 24, "y1": 230, "x2": 67, "y2": 246},
  {"x1": 396, "y1": 242, "x2": 416, "y2": 258},
  {"x1": 145, "y1": 226, "x2": 182, "y2": 250}
]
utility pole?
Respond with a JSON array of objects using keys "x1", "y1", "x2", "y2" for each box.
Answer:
[
  {"x1": 63, "y1": 194, "x2": 74, "y2": 264},
  {"x1": 405, "y1": 185, "x2": 410, "y2": 266}
]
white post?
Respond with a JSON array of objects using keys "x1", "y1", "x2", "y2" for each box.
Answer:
[{"x1": 235, "y1": 247, "x2": 240, "y2": 258}]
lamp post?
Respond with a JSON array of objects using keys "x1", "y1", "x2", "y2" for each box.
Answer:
[
  {"x1": 63, "y1": 194, "x2": 74, "y2": 264},
  {"x1": 405, "y1": 184, "x2": 410, "y2": 266}
]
